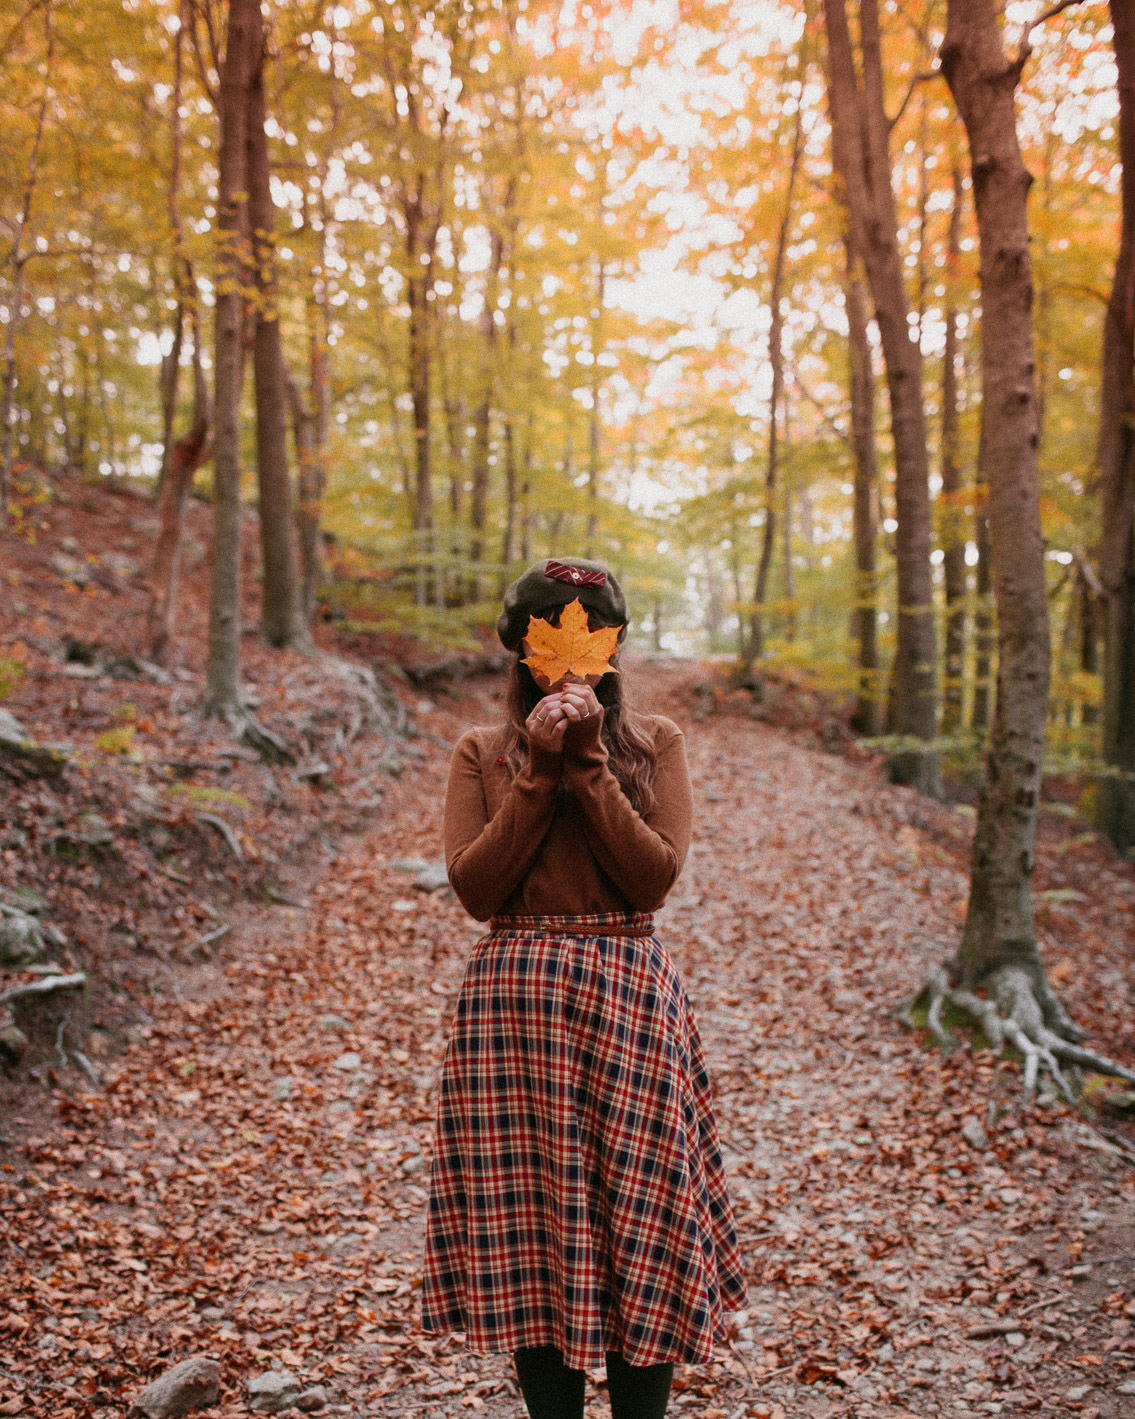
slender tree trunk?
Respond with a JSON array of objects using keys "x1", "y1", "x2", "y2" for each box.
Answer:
[
  {"x1": 1, "y1": 0, "x2": 53, "y2": 526},
  {"x1": 845, "y1": 236, "x2": 881, "y2": 735},
  {"x1": 299, "y1": 314, "x2": 330, "y2": 627},
  {"x1": 782, "y1": 471, "x2": 796, "y2": 643},
  {"x1": 405, "y1": 190, "x2": 435, "y2": 606},
  {"x1": 500, "y1": 412, "x2": 517, "y2": 584},
  {"x1": 585, "y1": 263, "x2": 606, "y2": 558},
  {"x1": 519, "y1": 407, "x2": 533, "y2": 566},
  {"x1": 940, "y1": 0, "x2": 1055, "y2": 1007},
  {"x1": 204, "y1": 0, "x2": 257, "y2": 716},
  {"x1": 145, "y1": 310, "x2": 211, "y2": 664},
  {"x1": 470, "y1": 217, "x2": 508, "y2": 589},
  {"x1": 941, "y1": 164, "x2": 967, "y2": 734},
  {"x1": 246, "y1": 32, "x2": 307, "y2": 650},
  {"x1": 1097, "y1": 0, "x2": 1135, "y2": 852},
  {"x1": 748, "y1": 75, "x2": 804, "y2": 667},
  {"x1": 1077, "y1": 563, "x2": 1101, "y2": 727},
  {"x1": 155, "y1": 0, "x2": 188, "y2": 507},
  {"x1": 823, "y1": 0, "x2": 939, "y2": 793}
]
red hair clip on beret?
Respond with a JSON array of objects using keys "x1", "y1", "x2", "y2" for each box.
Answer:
[{"x1": 545, "y1": 560, "x2": 607, "y2": 588}]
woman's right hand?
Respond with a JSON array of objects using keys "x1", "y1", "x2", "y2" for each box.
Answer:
[{"x1": 525, "y1": 694, "x2": 568, "y2": 754}]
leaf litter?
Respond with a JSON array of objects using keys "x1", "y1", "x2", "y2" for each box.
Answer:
[{"x1": 1, "y1": 649, "x2": 1134, "y2": 1419}]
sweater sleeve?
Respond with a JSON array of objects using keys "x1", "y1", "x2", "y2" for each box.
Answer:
[
  {"x1": 560, "y1": 712, "x2": 692, "y2": 912},
  {"x1": 444, "y1": 730, "x2": 563, "y2": 921}
]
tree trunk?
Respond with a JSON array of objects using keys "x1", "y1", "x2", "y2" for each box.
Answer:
[
  {"x1": 941, "y1": 164, "x2": 967, "y2": 735},
  {"x1": 246, "y1": 31, "x2": 308, "y2": 650},
  {"x1": 155, "y1": 0, "x2": 189, "y2": 509},
  {"x1": 585, "y1": 263, "x2": 606, "y2": 559},
  {"x1": 500, "y1": 410, "x2": 517, "y2": 585},
  {"x1": 748, "y1": 76, "x2": 804, "y2": 667},
  {"x1": 1097, "y1": 0, "x2": 1135, "y2": 853},
  {"x1": 204, "y1": 0, "x2": 257, "y2": 716},
  {"x1": 519, "y1": 407, "x2": 534, "y2": 566},
  {"x1": 971, "y1": 482, "x2": 994, "y2": 731},
  {"x1": 1077, "y1": 561, "x2": 1101, "y2": 727},
  {"x1": 940, "y1": 0, "x2": 1055, "y2": 1008},
  {"x1": 405, "y1": 187, "x2": 436, "y2": 606},
  {"x1": 845, "y1": 235, "x2": 881, "y2": 735},
  {"x1": 470, "y1": 218, "x2": 508, "y2": 591},
  {"x1": 823, "y1": 0, "x2": 939, "y2": 793},
  {"x1": 145, "y1": 301, "x2": 211, "y2": 664},
  {"x1": 1, "y1": 0, "x2": 53, "y2": 526},
  {"x1": 782, "y1": 472, "x2": 796, "y2": 643}
]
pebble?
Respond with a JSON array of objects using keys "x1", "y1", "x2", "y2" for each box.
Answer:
[
  {"x1": 0, "y1": 1023, "x2": 30, "y2": 1061},
  {"x1": 296, "y1": 1387, "x2": 330, "y2": 1413},
  {"x1": 271, "y1": 1076, "x2": 294, "y2": 1100},
  {"x1": 1065, "y1": 1385, "x2": 1093, "y2": 1401},
  {"x1": 415, "y1": 862, "x2": 450, "y2": 892},
  {"x1": 1119, "y1": 1379, "x2": 1135, "y2": 1396},
  {"x1": 332, "y1": 1052, "x2": 362, "y2": 1072},
  {"x1": 320, "y1": 1015, "x2": 350, "y2": 1032}
]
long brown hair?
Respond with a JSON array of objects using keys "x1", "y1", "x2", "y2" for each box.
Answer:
[{"x1": 500, "y1": 624, "x2": 659, "y2": 815}]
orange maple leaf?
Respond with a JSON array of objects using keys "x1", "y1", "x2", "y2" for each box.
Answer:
[{"x1": 522, "y1": 598, "x2": 622, "y2": 682}]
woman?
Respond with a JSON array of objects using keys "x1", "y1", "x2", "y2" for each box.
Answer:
[{"x1": 422, "y1": 556, "x2": 746, "y2": 1419}]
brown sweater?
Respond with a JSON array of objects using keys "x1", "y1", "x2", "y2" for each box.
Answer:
[{"x1": 444, "y1": 709, "x2": 693, "y2": 922}]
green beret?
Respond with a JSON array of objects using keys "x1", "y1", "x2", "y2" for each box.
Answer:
[{"x1": 497, "y1": 557, "x2": 628, "y2": 651}]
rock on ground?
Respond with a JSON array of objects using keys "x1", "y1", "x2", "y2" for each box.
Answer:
[
  {"x1": 249, "y1": 1369, "x2": 301, "y2": 1413},
  {"x1": 126, "y1": 1356, "x2": 220, "y2": 1418}
]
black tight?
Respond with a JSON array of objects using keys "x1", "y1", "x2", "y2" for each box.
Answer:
[{"x1": 513, "y1": 1345, "x2": 673, "y2": 1419}]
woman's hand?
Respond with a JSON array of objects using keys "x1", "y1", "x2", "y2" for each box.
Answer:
[
  {"x1": 557, "y1": 680, "x2": 601, "y2": 724},
  {"x1": 525, "y1": 681, "x2": 601, "y2": 754},
  {"x1": 525, "y1": 695, "x2": 569, "y2": 753}
]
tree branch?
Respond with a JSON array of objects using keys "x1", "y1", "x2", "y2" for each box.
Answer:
[
  {"x1": 1017, "y1": 0, "x2": 1086, "y2": 68},
  {"x1": 888, "y1": 69, "x2": 942, "y2": 133}
]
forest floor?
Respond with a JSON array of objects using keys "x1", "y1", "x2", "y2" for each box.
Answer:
[{"x1": 2, "y1": 470, "x2": 1135, "y2": 1419}]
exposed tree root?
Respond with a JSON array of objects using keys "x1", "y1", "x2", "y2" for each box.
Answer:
[
  {"x1": 195, "y1": 811, "x2": 245, "y2": 863},
  {"x1": 900, "y1": 963, "x2": 1135, "y2": 1105}
]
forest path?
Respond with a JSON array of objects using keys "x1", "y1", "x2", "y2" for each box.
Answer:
[{"x1": 3, "y1": 661, "x2": 1134, "y2": 1419}]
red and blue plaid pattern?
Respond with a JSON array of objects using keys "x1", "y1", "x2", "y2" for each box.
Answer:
[{"x1": 422, "y1": 913, "x2": 747, "y2": 1369}]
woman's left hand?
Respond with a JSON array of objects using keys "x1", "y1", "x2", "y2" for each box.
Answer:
[{"x1": 557, "y1": 679, "x2": 601, "y2": 724}]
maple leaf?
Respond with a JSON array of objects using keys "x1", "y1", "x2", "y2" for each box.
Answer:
[{"x1": 521, "y1": 598, "x2": 622, "y2": 682}]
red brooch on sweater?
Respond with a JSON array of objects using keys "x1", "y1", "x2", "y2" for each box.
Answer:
[{"x1": 495, "y1": 754, "x2": 506, "y2": 765}]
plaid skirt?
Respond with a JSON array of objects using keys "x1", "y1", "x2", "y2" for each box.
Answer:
[{"x1": 421, "y1": 911, "x2": 747, "y2": 1370}]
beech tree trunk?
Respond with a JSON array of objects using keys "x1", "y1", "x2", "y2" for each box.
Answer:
[
  {"x1": 204, "y1": 0, "x2": 257, "y2": 716},
  {"x1": 941, "y1": 164, "x2": 967, "y2": 735},
  {"x1": 940, "y1": 0, "x2": 1054, "y2": 1004},
  {"x1": 297, "y1": 310, "x2": 330, "y2": 628},
  {"x1": 585, "y1": 261, "x2": 606, "y2": 559},
  {"x1": 470, "y1": 197, "x2": 513, "y2": 594},
  {"x1": 1097, "y1": 0, "x2": 1135, "y2": 853},
  {"x1": 155, "y1": 0, "x2": 189, "y2": 510},
  {"x1": 823, "y1": 0, "x2": 939, "y2": 793},
  {"x1": 404, "y1": 184, "x2": 437, "y2": 606},
  {"x1": 747, "y1": 74, "x2": 803, "y2": 667},
  {"x1": 145, "y1": 306, "x2": 211, "y2": 664},
  {"x1": 246, "y1": 32, "x2": 308, "y2": 651},
  {"x1": 845, "y1": 236, "x2": 881, "y2": 735},
  {"x1": 971, "y1": 485, "x2": 994, "y2": 731},
  {"x1": 1, "y1": 0, "x2": 53, "y2": 527}
]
